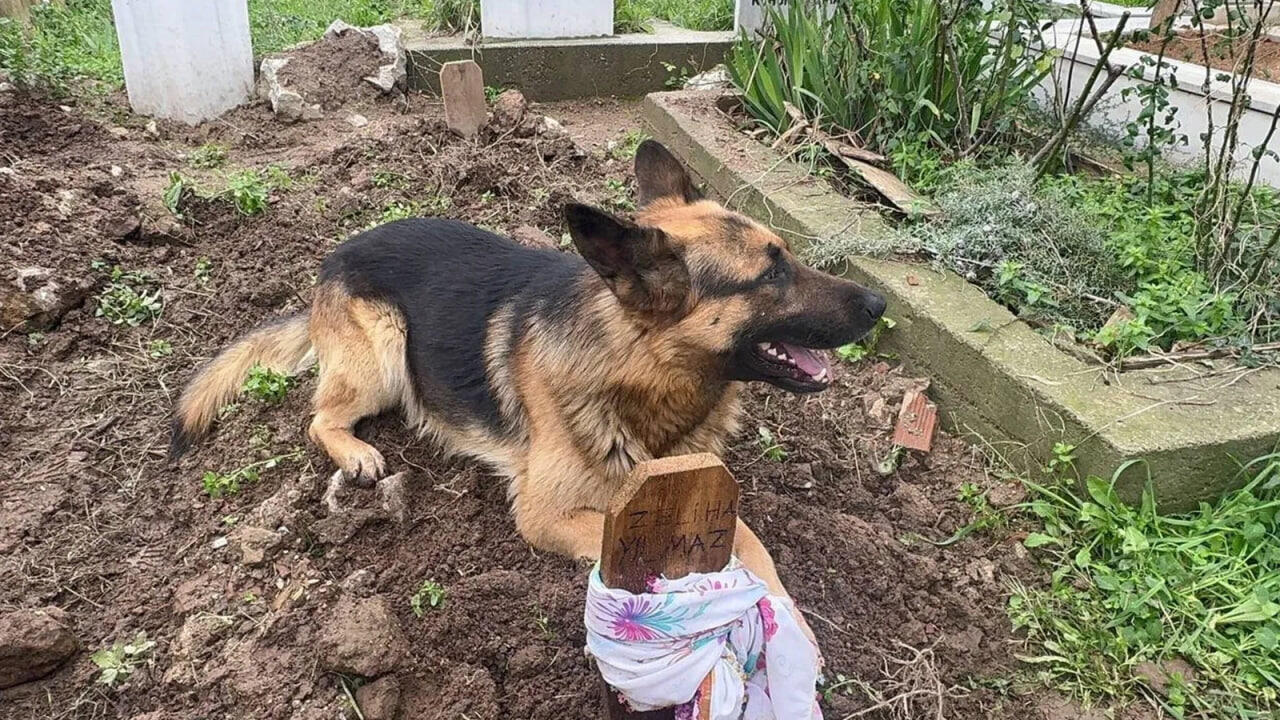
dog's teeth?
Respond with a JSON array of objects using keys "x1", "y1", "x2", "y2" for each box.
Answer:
[{"x1": 767, "y1": 347, "x2": 779, "y2": 356}]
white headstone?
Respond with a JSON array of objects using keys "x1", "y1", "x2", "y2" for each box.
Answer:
[
  {"x1": 735, "y1": 0, "x2": 780, "y2": 36},
  {"x1": 480, "y1": 0, "x2": 613, "y2": 39},
  {"x1": 110, "y1": 0, "x2": 254, "y2": 125}
]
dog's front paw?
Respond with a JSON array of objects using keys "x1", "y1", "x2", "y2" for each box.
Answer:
[{"x1": 338, "y1": 443, "x2": 386, "y2": 488}]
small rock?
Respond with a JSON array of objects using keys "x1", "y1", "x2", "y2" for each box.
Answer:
[
  {"x1": 110, "y1": 165, "x2": 124, "y2": 178},
  {"x1": 682, "y1": 65, "x2": 732, "y2": 91},
  {"x1": 355, "y1": 674, "x2": 401, "y2": 720},
  {"x1": 379, "y1": 472, "x2": 408, "y2": 526},
  {"x1": 782, "y1": 462, "x2": 816, "y2": 490},
  {"x1": 510, "y1": 225, "x2": 556, "y2": 250},
  {"x1": 537, "y1": 115, "x2": 565, "y2": 136},
  {"x1": 209, "y1": 536, "x2": 228, "y2": 550},
  {"x1": 0, "y1": 607, "x2": 78, "y2": 689},
  {"x1": 491, "y1": 89, "x2": 528, "y2": 129},
  {"x1": 340, "y1": 568, "x2": 377, "y2": 597},
  {"x1": 99, "y1": 209, "x2": 142, "y2": 241},
  {"x1": 312, "y1": 508, "x2": 381, "y2": 546},
  {"x1": 228, "y1": 525, "x2": 284, "y2": 566},
  {"x1": 14, "y1": 266, "x2": 52, "y2": 292},
  {"x1": 319, "y1": 595, "x2": 407, "y2": 677},
  {"x1": 0, "y1": 82, "x2": 12, "y2": 93},
  {"x1": 347, "y1": 113, "x2": 369, "y2": 128},
  {"x1": 258, "y1": 57, "x2": 324, "y2": 122},
  {"x1": 987, "y1": 481, "x2": 1027, "y2": 507},
  {"x1": 108, "y1": 126, "x2": 129, "y2": 139},
  {"x1": 144, "y1": 119, "x2": 160, "y2": 139}
]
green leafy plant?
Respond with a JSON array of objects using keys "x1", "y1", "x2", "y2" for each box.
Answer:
[
  {"x1": 1011, "y1": 452, "x2": 1280, "y2": 716},
  {"x1": 224, "y1": 169, "x2": 271, "y2": 216},
  {"x1": 726, "y1": 0, "x2": 1051, "y2": 156},
  {"x1": 757, "y1": 426, "x2": 787, "y2": 461},
  {"x1": 242, "y1": 364, "x2": 293, "y2": 404},
  {"x1": 163, "y1": 172, "x2": 188, "y2": 218},
  {"x1": 92, "y1": 631, "x2": 156, "y2": 687},
  {"x1": 611, "y1": 129, "x2": 651, "y2": 161},
  {"x1": 410, "y1": 580, "x2": 446, "y2": 616},
  {"x1": 835, "y1": 316, "x2": 896, "y2": 362},
  {"x1": 372, "y1": 170, "x2": 408, "y2": 189},
  {"x1": 603, "y1": 178, "x2": 634, "y2": 212},
  {"x1": 96, "y1": 267, "x2": 162, "y2": 326},
  {"x1": 201, "y1": 450, "x2": 301, "y2": 499},
  {"x1": 194, "y1": 257, "x2": 213, "y2": 285},
  {"x1": 147, "y1": 339, "x2": 173, "y2": 358},
  {"x1": 189, "y1": 143, "x2": 228, "y2": 169}
]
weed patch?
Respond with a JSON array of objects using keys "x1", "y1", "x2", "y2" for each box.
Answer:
[
  {"x1": 1011, "y1": 453, "x2": 1280, "y2": 717},
  {"x1": 202, "y1": 450, "x2": 301, "y2": 499},
  {"x1": 95, "y1": 266, "x2": 162, "y2": 327},
  {"x1": 189, "y1": 143, "x2": 228, "y2": 170},
  {"x1": 410, "y1": 579, "x2": 446, "y2": 616},
  {"x1": 242, "y1": 364, "x2": 294, "y2": 404},
  {"x1": 92, "y1": 631, "x2": 155, "y2": 688}
]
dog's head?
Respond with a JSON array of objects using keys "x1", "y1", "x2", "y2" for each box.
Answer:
[{"x1": 566, "y1": 140, "x2": 886, "y2": 393}]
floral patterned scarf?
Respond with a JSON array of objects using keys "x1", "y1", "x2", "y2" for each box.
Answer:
[{"x1": 584, "y1": 562, "x2": 824, "y2": 719}]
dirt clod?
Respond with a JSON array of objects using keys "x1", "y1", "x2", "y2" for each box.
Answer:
[
  {"x1": 319, "y1": 595, "x2": 407, "y2": 677},
  {"x1": 356, "y1": 674, "x2": 402, "y2": 720},
  {"x1": 492, "y1": 89, "x2": 528, "y2": 129},
  {"x1": 228, "y1": 525, "x2": 285, "y2": 566},
  {"x1": 0, "y1": 607, "x2": 78, "y2": 689}
]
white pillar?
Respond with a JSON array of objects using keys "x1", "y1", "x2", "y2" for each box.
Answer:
[
  {"x1": 480, "y1": 0, "x2": 613, "y2": 39},
  {"x1": 110, "y1": 0, "x2": 254, "y2": 125}
]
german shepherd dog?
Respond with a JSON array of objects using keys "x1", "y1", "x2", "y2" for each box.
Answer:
[{"x1": 171, "y1": 140, "x2": 885, "y2": 602}]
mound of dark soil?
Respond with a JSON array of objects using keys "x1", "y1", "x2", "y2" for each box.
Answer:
[
  {"x1": 0, "y1": 88, "x2": 1089, "y2": 720},
  {"x1": 277, "y1": 29, "x2": 385, "y2": 111}
]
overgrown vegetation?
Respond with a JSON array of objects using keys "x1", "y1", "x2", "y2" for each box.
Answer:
[
  {"x1": 1011, "y1": 452, "x2": 1280, "y2": 718},
  {"x1": 0, "y1": 0, "x2": 119, "y2": 95},
  {"x1": 727, "y1": 0, "x2": 1052, "y2": 157},
  {"x1": 614, "y1": 0, "x2": 733, "y2": 33}
]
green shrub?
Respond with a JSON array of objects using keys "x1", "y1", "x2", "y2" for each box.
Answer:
[
  {"x1": 224, "y1": 170, "x2": 271, "y2": 216},
  {"x1": 189, "y1": 143, "x2": 228, "y2": 170}
]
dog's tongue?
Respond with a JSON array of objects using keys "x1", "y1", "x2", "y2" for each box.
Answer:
[{"x1": 779, "y1": 342, "x2": 831, "y2": 378}]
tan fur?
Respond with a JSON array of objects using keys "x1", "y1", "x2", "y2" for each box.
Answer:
[{"x1": 173, "y1": 314, "x2": 314, "y2": 445}]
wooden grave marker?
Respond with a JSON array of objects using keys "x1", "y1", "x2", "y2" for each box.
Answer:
[
  {"x1": 599, "y1": 453, "x2": 740, "y2": 720},
  {"x1": 439, "y1": 59, "x2": 487, "y2": 138}
]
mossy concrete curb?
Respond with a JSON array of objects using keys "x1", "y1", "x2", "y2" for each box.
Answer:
[
  {"x1": 401, "y1": 22, "x2": 733, "y2": 101},
  {"x1": 642, "y1": 90, "x2": 1280, "y2": 509}
]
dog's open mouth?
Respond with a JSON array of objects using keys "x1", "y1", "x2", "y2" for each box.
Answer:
[{"x1": 753, "y1": 341, "x2": 833, "y2": 387}]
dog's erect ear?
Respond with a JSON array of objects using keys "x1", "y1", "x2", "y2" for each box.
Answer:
[
  {"x1": 634, "y1": 140, "x2": 703, "y2": 207},
  {"x1": 564, "y1": 203, "x2": 690, "y2": 318}
]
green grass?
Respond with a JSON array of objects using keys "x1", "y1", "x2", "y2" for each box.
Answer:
[
  {"x1": 1011, "y1": 452, "x2": 1280, "y2": 718},
  {"x1": 0, "y1": 0, "x2": 120, "y2": 95},
  {"x1": 614, "y1": 0, "x2": 733, "y2": 33}
]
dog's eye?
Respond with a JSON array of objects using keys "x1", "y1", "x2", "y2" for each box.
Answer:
[{"x1": 760, "y1": 265, "x2": 783, "y2": 282}]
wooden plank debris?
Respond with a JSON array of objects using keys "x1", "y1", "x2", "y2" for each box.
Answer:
[{"x1": 439, "y1": 59, "x2": 486, "y2": 138}]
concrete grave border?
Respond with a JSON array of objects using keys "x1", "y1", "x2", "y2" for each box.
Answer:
[
  {"x1": 642, "y1": 90, "x2": 1280, "y2": 509},
  {"x1": 402, "y1": 21, "x2": 735, "y2": 101}
]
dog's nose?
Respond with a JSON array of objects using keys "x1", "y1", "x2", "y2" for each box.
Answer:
[{"x1": 863, "y1": 291, "x2": 887, "y2": 320}]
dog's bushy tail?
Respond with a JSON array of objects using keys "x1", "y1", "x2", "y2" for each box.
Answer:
[{"x1": 170, "y1": 313, "x2": 314, "y2": 458}]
